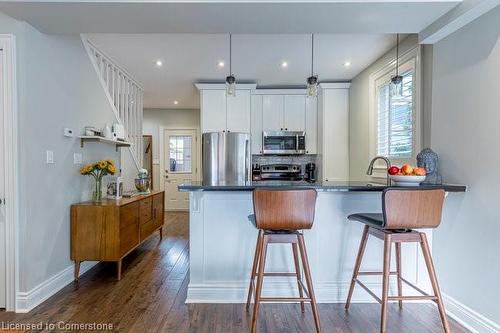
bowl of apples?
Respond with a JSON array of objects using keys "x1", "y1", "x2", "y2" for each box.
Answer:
[{"x1": 387, "y1": 164, "x2": 426, "y2": 186}]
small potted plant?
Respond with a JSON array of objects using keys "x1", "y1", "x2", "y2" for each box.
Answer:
[{"x1": 80, "y1": 159, "x2": 117, "y2": 201}]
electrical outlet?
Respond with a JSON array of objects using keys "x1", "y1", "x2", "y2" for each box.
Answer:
[
  {"x1": 46, "y1": 150, "x2": 54, "y2": 164},
  {"x1": 73, "y1": 153, "x2": 83, "y2": 165}
]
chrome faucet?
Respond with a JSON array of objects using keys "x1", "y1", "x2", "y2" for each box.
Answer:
[{"x1": 367, "y1": 156, "x2": 392, "y2": 186}]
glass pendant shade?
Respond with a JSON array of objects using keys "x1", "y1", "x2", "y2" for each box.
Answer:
[
  {"x1": 307, "y1": 75, "x2": 318, "y2": 97},
  {"x1": 391, "y1": 75, "x2": 403, "y2": 97},
  {"x1": 225, "y1": 75, "x2": 236, "y2": 96}
]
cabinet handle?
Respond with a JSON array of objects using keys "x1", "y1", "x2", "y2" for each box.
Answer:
[
  {"x1": 285, "y1": 128, "x2": 288, "y2": 130},
  {"x1": 280, "y1": 128, "x2": 283, "y2": 131}
]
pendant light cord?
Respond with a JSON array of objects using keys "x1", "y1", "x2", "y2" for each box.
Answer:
[
  {"x1": 396, "y1": 33, "x2": 399, "y2": 76},
  {"x1": 229, "y1": 33, "x2": 232, "y2": 76},
  {"x1": 311, "y1": 33, "x2": 314, "y2": 76}
]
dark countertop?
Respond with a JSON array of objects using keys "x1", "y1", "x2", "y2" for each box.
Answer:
[{"x1": 178, "y1": 180, "x2": 467, "y2": 192}]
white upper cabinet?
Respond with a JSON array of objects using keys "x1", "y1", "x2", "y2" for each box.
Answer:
[
  {"x1": 201, "y1": 89, "x2": 226, "y2": 133},
  {"x1": 305, "y1": 97, "x2": 317, "y2": 154},
  {"x1": 262, "y1": 95, "x2": 284, "y2": 131},
  {"x1": 251, "y1": 95, "x2": 263, "y2": 154},
  {"x1": 197, "y1": 84, "x2": 255, "y2": 134},
  {"x1": 318, "y1": 84, "x2": 350, "y2": 181},
  {"x1": 284, "y1": 95, "x2": 306, "y2": 131},
  {"x1": 227, "y1": 90, "x2": 251, "y2": 133}
]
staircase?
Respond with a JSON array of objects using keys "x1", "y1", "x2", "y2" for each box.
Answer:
[{"x1": 82, "y1": 37, "x2": 144, "y2": 169}]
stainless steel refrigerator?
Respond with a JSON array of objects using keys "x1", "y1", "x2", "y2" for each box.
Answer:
[{"x1": 202, "y1": 132, "x2": 251, "y2": 185}]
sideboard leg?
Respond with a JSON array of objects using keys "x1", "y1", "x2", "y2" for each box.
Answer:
[
  {"x1": 159, "y1": 227, "x2": 163, "y2": 241},
  {"x1": 117, "y1": 260, "x2": 122, "y2": 281},
  {"x1": 74, "y1": 261, "x2": 81, "y2": 282}
]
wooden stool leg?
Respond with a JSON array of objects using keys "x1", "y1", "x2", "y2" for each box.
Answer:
[
  {"x1": 251, "y1": 234, "x2": 268, "y2": 333},
  {"x1": 420, "y1": 233, "x2": 451, "y2": 333},
  {"x1": 395, "y1": 242, "x2": 403, "y2": 309},
  {"x1": 292, "y1": 242, "x2": 305, "y2": 313},
  {"x1": 246, "y1": 230, "x2": 263, "y2": 312},
  {"x1": 159, "y1": 226, "x2": 163, "y2": 241},
  {"x1": 346, "y1": 225, "x2": 370, "y2": 309},
  {"x1": 298, "y1": 234, "x2": 321, "y2": 333},
  {"x1": 380, "y1": 234, "x2": 392, "y2": 333}
]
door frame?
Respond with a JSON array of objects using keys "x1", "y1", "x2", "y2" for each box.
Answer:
[
  {"x1": 0, "y1": 34, "x2": 19, "y2": 311},
  {"x1": 159, "y1": 126, "x2": 201, "y2": 194}
]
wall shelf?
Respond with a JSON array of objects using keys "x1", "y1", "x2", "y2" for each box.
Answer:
[{"x1": 78, "y1": 136, "x2": 132, "y2": 151}]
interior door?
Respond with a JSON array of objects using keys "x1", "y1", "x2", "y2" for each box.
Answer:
[
  {"x1": 0, "y1": 49, "x2": 6, "y2": 308},
  {"x1": 163, "y1": 129, "x2": 198, "y2": 211}
]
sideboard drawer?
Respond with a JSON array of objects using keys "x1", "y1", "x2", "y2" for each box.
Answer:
[
  {"x1": 120, "y1": 202, "x2": 139, "y2": 229},
  {"x1": 140, "y1": 197, "x2": 153, "y2": 224}
]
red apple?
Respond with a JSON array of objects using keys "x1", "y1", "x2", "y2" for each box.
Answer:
[{"x1": 388, "y1": 166, "x2": 400, "y2": 176}]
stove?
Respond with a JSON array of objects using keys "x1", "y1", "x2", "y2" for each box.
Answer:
[{"x1": 253, "y1": 164, "x2": 303, "y2": 181}]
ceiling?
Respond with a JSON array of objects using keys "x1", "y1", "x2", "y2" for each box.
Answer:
[
  {"x1": 0, "y1": 0, "x2": 462, "y2": 109},
  {"x1": 0, "y1": 1, "x2": 459, "y2": 34},
  {"x1": 88, "y1": 33, "x2": 402, "y2": 109}
]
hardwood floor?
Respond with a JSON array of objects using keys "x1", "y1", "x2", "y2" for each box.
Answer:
[{"x1": 0, "y1": 212, "x2": 469, "y2": 332}]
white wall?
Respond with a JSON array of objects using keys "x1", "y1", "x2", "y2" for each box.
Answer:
[
  {"x1": 143, "y1": 108, "x2": 200, "y2": 189},
  {"x1": 431, "y1": 6, "x2": 500, "y2": 325},
  {"x1": 0, "y1": 12, "x2": 136, "y2": 297}
]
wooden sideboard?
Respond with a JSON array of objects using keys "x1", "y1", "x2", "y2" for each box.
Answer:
[{"x1": 71, "y1": 190, "x2": 165, "y2": 281}]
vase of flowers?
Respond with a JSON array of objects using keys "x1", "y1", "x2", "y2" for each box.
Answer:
[{"x1": 80, "y1": 159, "x2": 117, "y2": 201}]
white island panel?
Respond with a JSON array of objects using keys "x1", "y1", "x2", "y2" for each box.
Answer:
[{"x1": 187, "y1": 191, "x2": 431, "y2": 303}]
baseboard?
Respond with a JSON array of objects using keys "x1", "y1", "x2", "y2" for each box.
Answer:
[
  {"x1": 186, "y1": 280, "x2": 416, "y2": 304},
  {"x1": 443, "y1": 294, "x2": 500, "y2": 333},
  {"x1": 16, "y1": 261, "x2": 97, "y2": 313}
]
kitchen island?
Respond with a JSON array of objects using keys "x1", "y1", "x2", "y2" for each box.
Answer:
[{"x1": 178, "y1": 181, "x2": 466, "y2": 304}]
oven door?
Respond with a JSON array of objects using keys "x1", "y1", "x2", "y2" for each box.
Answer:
[{"x1": 262, "y1": 131, "x2": 305, "y2": 155}]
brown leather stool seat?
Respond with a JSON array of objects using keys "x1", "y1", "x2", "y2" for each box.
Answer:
[
  {"x1": 345, "y1": 188, "x2": 451, "y2": 333},
  {"x1": 246, "y1": 189, "x2": 321, "y2": 333}
]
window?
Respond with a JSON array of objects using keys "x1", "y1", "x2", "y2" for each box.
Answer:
[
  {"x1": 370, "y1": 50, "x2": 419, "y2": 165},
  {"x1": 377, "y1": 70, "x2": 413, "y2": 158},
  {"x1": 169, "y1": 136, "x2": 192, "y2": 173}
]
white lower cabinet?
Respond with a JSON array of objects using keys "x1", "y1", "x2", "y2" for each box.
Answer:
[{"x1": 318, "y1": 84, "x2": 350, "y2": 181}]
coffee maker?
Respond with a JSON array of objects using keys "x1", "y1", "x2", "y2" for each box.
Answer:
[{"x1": 305, "y1": 163, "x2": 316, "y2": 183}]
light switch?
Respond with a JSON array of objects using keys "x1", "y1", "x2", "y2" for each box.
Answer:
[
  {"x1": 46, "y1": 150, "x2": 54, "y2": 164},
  {"x1": 73, "y1": 153, "x2": 82, "y2": 165}
]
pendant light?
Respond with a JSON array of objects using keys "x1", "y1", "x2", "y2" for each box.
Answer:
[
  {"x1": 306, "y1": 34, "x2": 318, "y2": 97},
  {"x1": 391, "y1": 33, "x2": 403, "y2": 97},
  {"x1": 225, "y1": 34, "x2": 236, "y2": 96}
]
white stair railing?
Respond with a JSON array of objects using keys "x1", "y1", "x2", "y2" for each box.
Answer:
[{"x1": 82, "y1": 37, "x2": 143, "y2": 169}]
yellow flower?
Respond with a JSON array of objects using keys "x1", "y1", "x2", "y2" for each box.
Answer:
[
  {"x1": 97, "y1": 160, "x2": 107, "y2": 169},
  {"x1": 80, "y1": 164, "x2": 93, "y2": 175},
  {"x1": 107, "y1": 164, "x2": 116, "y2": 175},
  {"x1": 105, "y1": 159, "x2": 115, "y2": 166}
]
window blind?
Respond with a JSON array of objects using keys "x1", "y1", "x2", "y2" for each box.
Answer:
[{"x1": 377, "y1": 70, "x2": 413, "y2": 158}]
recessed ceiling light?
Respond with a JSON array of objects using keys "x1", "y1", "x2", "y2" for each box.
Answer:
[
  {"x1": 343, "y1": 61, "x2": 352, "y2": 67},
  {"x1": 281, "y1": 61, "x2": 288, "y2": 68},
  {"x1": 218, "y1": 61, "x2": 225, "y2": 67},
  {"x1": 173, "y1": 100, "x2": 179, "y2": 105},
  {"x1": 155, "y1": 60, "x2": 163, "y2": 67}
]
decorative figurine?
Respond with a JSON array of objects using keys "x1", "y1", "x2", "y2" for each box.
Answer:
[{"x1": 416, "y1": 148, "x2": 442, "y2": 184}]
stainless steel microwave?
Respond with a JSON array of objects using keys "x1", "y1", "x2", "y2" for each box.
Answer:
[{"x1": 262, "y1": 131, "x2": 306, "y2": 155}]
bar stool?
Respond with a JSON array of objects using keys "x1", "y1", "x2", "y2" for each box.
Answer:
[
  {"x1": 345, "y1": 188, "x2": 451, "y2": 333},
  {"x1": 246, "y1": 189, "x2": 321, "y2": 333}
]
